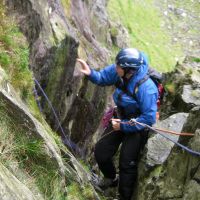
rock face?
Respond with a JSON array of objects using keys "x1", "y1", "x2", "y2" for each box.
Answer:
[
  {"x1": 5, "y1": 0, "x2": 129, "y2": 153},
  {"x1": 134, "y1": 112, "x2": 188, "y2": 199},
  {"x1": 0, "y1": 162, "x2": 40, "y2": 200},
  {"x1": 160, "y1": 58, "x2": 200, "y2": 118},
  {"x1": 0, "y1": 67, "x2": 99, "y2": 199}
]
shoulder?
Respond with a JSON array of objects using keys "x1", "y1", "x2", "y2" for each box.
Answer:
[
  {"x1": 103, "y1": 64, "x2": 116, "y2": 71},
  {"x1": 100, "y1": 64, "x2": 118, "y2": 77},
  {"x1": 138, "y1": 78, "x2": 158, "y2": 94}
]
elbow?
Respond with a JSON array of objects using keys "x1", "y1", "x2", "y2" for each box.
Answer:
[
  {"x1": 148, "y1": 114, "x2": 156, "y2": 125},
  {"x1": 139, "y1": 112, "x2": 156, "y2": 126}
]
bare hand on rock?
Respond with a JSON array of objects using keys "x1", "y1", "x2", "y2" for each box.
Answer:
[{"x1": 76, "y1": 58, "x2": 91, "y2": 76}]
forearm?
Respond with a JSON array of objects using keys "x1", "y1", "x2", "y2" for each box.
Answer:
[{"x1": 88, "y1": 64, "x2": 119, "y2": 86}]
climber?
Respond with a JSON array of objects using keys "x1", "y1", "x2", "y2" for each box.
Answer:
[{"x1": 77, "y1": 48, "x2": 158, "y2": 200}]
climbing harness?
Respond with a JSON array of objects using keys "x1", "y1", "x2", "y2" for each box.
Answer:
[{"x1": 34, "y1": 78, "x2": 84, "y2": 156}]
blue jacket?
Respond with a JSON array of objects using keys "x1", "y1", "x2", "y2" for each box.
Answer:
[{"x1": 88, "y1": 53, "x2": 158, "y2": 133}]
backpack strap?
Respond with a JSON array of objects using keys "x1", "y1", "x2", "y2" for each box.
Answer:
[
  {"x1": 115, "y1": 75, "x2": 149, "y2": 101},
  {"x1": 115, "y1": 75, "x2": 149, "y2": 118},
  {"x1": 132, "y1": 75, "x2": 149, "y2": 100}
]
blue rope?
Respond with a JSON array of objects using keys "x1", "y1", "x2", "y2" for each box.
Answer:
[
  {"x1": 130, "y1": 119, "x2": 200, "y2": 157},
  {"x1": 33, "y1": 85, "x2": 43, "y2": 112},
  {"x1": 159, "y1": 131, "x2": 200, "y2": 156},
  {"x1": 34, "y1": 78, "x2": 83, "y2": 156}
]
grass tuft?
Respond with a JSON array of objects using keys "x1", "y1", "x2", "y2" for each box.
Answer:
[
  {"x1": 0, "y1": 3, "x2": 44, "y2": 121},
  {"x1": 0, "y1": 101, "x2": 67, "y2": 199},
  {"x1": 0, "y1": 3, "x2": 33, "y2": 101}
]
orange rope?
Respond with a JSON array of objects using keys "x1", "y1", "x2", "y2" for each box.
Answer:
[
  {"x1": 154, "y1": 127, "x2": 194, "y2": 136},
  {"x1": 116, "y1": 120, "x2": 194, "y2": 136}
]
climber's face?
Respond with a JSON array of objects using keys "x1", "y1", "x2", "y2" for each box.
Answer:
[{"x1": 116, "y1": 65, "x2": 124, "y2": 77}]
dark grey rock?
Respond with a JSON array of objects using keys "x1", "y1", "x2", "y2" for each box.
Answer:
[
  {"x1": 147, "y1": 113, "x2": 189, "y2": 166},
  {"x1": 182, "y1": 85, "x2": 200, "y2": 106}
]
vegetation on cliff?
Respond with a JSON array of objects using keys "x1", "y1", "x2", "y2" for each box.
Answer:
[
  {"x1": 0, "y1": 3, "x2": 42, "y2": 121},
  {"x1": 0, "y1": 4, "x2": 32, "y2": 99},
  {"x1": 0, "y1": 3, "x2": 96, "y2": 200}
]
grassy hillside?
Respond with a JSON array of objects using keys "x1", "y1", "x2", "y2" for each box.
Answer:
[{"x1": 107, "y1": 0, "x2": 183, "y2": 72}]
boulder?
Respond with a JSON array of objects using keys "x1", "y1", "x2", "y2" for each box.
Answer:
[
  {"x1": 146, "y1": 113, "x2": 188, "y2": 166},
  {"x1": 182, "y1": 85, "x2": 200, "y2": 106}
]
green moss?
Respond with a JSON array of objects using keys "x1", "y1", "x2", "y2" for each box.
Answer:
[
  {"x1": 110, "y1": 27, "x2": 118, "y2": 38},
  {"x1": 61, "y1": 0, "x2": 71, "y2": 18},
  {"x1": 191, "y1": 90, "x2": 200, "y2": 98},
  {"x1": 45, "y1": 37, "x2": 71, "y2": 102},
  {"x1": 0, "y1": 3, "x2": 34, "y2": 102},
  {"x1": 0, "y1": 52, "x2": 11, "y2": 67},
  {"x1": 85, "y1": 84, "x2": 96, "y2": 102},
  {"x1": 151, "y1": 165, "x2": 163, "y2": 177},
  {"x1": 107, "y1": 0, "x2": 183, "y2": 72},
  {"x1": 192, "y1": 57, "x2": 200, "y2": 63},
  {"x1": 165, "y1": 83, "x2": 176, "y2": 94},
  {"x1": 67, "y1": 182, "x2": 99, "y2": 200}
]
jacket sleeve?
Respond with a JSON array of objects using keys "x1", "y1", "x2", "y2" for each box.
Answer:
[
  {"x1": 120, "y1": 81, "x2": 158, "y2": 133},
  {"x1": 87, "y1": 64, "x2": 119, "y2": 86}
]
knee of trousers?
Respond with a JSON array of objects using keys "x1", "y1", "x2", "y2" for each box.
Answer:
[
  {"x1": 119, "y1": 160, "x2": 138, "y2": 173},
  {"x1": 94, "y1": 142, "x2": 110, "y2": 163}
]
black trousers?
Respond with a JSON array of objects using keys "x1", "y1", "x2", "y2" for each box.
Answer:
[{"x1": 94, "y1": 125, "x2": 148, "y2": 200}]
